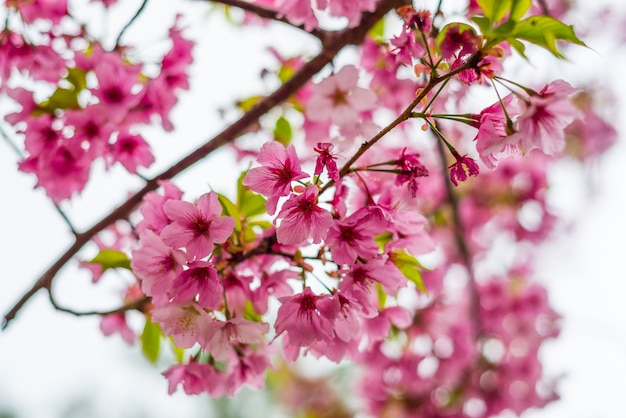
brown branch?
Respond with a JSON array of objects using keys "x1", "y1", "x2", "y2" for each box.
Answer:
[
  {"x1": 49, "y1": 293, "x2": 150, "y2": 317},
  {"x1": 2, "y1": 0, "x2": 409, "y2": 330},
  {"x1": 207, "y1": 0, "x2": 327, "y2": 40}
]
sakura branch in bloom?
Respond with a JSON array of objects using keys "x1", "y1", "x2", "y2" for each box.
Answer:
[{"x1": 1, "y1": 0, "x2": 618, "y2": 416}]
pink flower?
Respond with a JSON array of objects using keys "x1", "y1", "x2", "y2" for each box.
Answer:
[
  {"x1": 161, "y1": 192, "x2": 235, "y2": 259},
  {"x1": 100, "y1": 313, "x2": 135, "y2": 345},
  {"x1": 516, "y1": 80, "x2": 581, "y2": 156},
  {"x1": 275, "y1": 185, "x2": 333, "y2": 245},
  {"x1": 151, "y1": 303, "x2": 210, "y2": 348},
  {"x1": 162, "y1": 361, "x2": 214, "y2": 395},
  {"x1": 91, "y1": 52, "x2": 144, "y2": 123},
  {"x1": 136, "y1": 181, "x2": 183, "y2": 235},
  {"x1": 448, "y1": 150, "x2": 480, "y2": 186},
  {"x1": 109, "y1": 133, "x2": 155, "y2": 174},
  {"x1": 274, "y1": 287, "x2": 339, "y2": 347},
  {"x1": 313, "y1": 142, "x2": 339, "y2": 181},
  {"x1": 7, "y1": 0, "x2": 67, "y2": 24},
  {"x1": 19, "y1": 143, "x2": 91, "y2": 203},
  {"x1": 131, "y1": 230, "x2": 187, "y2": 302},
  {"x1": 201, "y1": 318, "x2": 269, "y2": 361},
  {"x1": 306, "y1": 65, "x2": 376, "y2": 131},
  {"x1": 171, "y1": 261, "x2": 222, "y2": 309},
  {"x1": 243, "y1": 141, "x2": 308, "y2": 215},
  {"x1": 275, "y1": 0, "x2": 318, "y2": 31},
  {"x1": 325, "y1": 207, "x2": 386, "y2": 265},
  {"x1": 395, "y1": 148, "x2": 429, "y2": 197}
]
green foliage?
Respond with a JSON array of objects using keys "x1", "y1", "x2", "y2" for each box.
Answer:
[
  {"x1": 511, "y1": 15, "x2": 586, "y2": 59},
  {"x1": 474, "y1": 0, "x2": 585, "y2": 59},
  {"x1": 368, "y1": 17, "x2": 385, "y2": 40},
  {"x1": 218, "y1": 193, "x2": 242, "y2": 233},
  {"x1": 237, "y1": 171, "x2": 266, "y2": 218},
  {"x1": 390, "y1": 250, "x2": 427, "y2": 293},
  {"x1": 36, "y1": 87, "x2": 80, "y2": 113},
  {"x1": 236, "y1": 95, "x2": 264, "y2": 112},
  {"x1": 87, "y1": 249, "x2": 131, "y2": 272},
  {"x1": 273, "y1": 116, "x2": 292, "y2": 145},
  {"x1": 141, "y1": 319, "x2": 162, "y2": 364}
]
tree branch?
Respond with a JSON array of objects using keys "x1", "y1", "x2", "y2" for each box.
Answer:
[{"x1": 2, "y1": 0, "x2": 409, "y2": 329}]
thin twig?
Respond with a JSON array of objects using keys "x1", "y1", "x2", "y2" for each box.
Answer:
[
  {"x1": 49, "y1": 292, "x2": 149, "y2": 317},
  {"x1": 115, "y1": 0, "x2": 149, "y2": 47},
  {"x1": 2, "y1": 0, "x2": 408, "y2": 329}
]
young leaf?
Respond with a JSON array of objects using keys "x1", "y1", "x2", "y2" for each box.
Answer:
[
  {"x1": 141, "y1": 319, "x2": 162, "y2": 364},
  {"x1": 88, "y1": 249, "x2": 131, "y2": 271},
  {"x1": 509, "y1": 0, "x2": 531, "y2": 21},
  {"x1": 237, "y1": 171, "x2": 266, "y2": 218},
  {"x1": 273, "y1": 116, "x2": 292, "y2": 145},
  {"x1": 511, "y1": 15, "x2": 586, "y2": 59},
  {"x1": 390, "y1": 250, "x2": 427, "y2": 293},
  {"x1": 477, "y1": 0, "x2": 512, "y2": 23},
  {"x1": 217, "y1": 193, "x2": 242, "y2": 233}
]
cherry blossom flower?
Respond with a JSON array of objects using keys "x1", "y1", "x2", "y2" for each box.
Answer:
[
  {"x1": 201, "y1": 318, "x2": 269, "y2": 361},
  {"x1": 275, "y1": 185, "x2": 333, "y2": 245},
  {"x1": 394, "y1": 148, "x2": 429, "y2": 197},
  {"x1": 151, "y1": 303, "x2": 210, "y2": 349},
  {"x1": 448, "y1": 150, "x2": 480, "y2": 186},
  {"x1": 160, "y1": 192, "x2": 235, "y2": 259},
  {"x1": 313, "y1": 142, "x2": 339, "y2": 181},
  {"x1": 131, "y1": 230, "x2": 187, "y2": 302},
  {"x1": 171, "y1": 260, "x2": 222, "y2": 309},
  {"x1": 243, "y1": 141, "x2": 308, "y2": 215},
  {"x1": 306, "y1": 65, "x2": 376, "y2": 131},
  {"x1": 325, "y1": 207, "x2": 386, "y2": 265},
  {"x1": 109, "y1": 133, "x2": 155, "y2": 173},
  {"x1": 162, "y1": 361, "x2": 214, "y2": 395},
  {"x1": 274, "y1": 287, "x2": 339, "y2": 347},
  {"x1": 136, "y1": 181, "x2": 183, "y2": 235},
  {"x1": 516, "y1": 80, "x2": 581, "y2": 155},
  {"x1": 100, "y1": 313, "x2": 135, "y2": 345}
]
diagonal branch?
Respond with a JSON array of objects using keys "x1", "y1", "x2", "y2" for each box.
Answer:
[{"x1": 2, "y1": 0, "x2": 410, "y2": 329}]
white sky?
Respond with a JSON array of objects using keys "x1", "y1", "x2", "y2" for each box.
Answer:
[{"x1": 1, "y1": 1, "x2": 625, "y2": 417}]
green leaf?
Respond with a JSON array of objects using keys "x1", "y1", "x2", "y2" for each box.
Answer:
[
  {"x1": 390, "y1": 250, "x2": 427, "y2": 293},
  {"x1": 37, "y1": 87, "x2": 80, "y2": 113},
  {"x1": 141, "y1": 319, "x2": 162, "y2": 364},
  {"x1": 477, "y1": 0, "x2": 512, "y2": 23},
  {"x1": 471, "y1": 15, "x2": 493, "y2": 34},
  {"x1": 236, "y1": 95, "x2": 264, "y2": 112},
  {"x1": 217, "y1": 193, "x2": 241, "y2": 233},
  {"x1": 237, "y1": 171, "x2": 266, "y2": 218},
  {"x1": 368, "y1": 17, "x2": 385, "y2": 40},
  {"x1": 273, "y1": 116, "x2": 292, "y2": 145},
  {"x1": 243, "y1": 301, "x2": 263, "y2": 322},
  {"x1": 88, "y1": 249, "x2": 131, "y2": 271},
  {"x1": 511, "y1": 15, "x2": 586, "y2": 59},
  {"x1": 509, "y1": 0, "x2": 531, "y2": 21},
  {"x1": 66, "y1": 67, "x2": 87, "y2": 91},
  {"x1": 374, "y1": 231, "x2": 393, "y2": 250}
]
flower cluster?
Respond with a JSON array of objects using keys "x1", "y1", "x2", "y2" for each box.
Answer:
[{"x1": 2, "y1": 0, "x2": 618, "y2": 417}]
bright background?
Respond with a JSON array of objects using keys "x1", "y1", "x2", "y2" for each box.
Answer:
[{"x1": 1, "y1": 1, "x2": 625, "y2": 417}]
